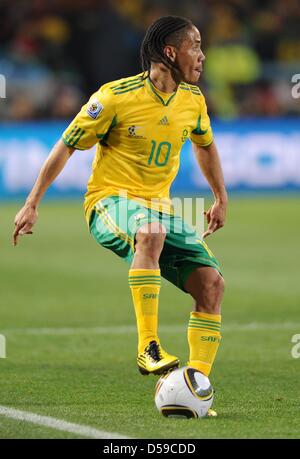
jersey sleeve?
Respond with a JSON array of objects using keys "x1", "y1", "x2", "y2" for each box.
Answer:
[
  {"x1": 62, "y1": 87, "x2": 116, "y2": 150},
  {"x1": 190, "y1": 94, "x2": 214, "y2": 147}
]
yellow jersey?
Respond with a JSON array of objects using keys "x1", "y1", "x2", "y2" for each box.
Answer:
[{"x1": 62, "y1": 72, "x2": 214, "y2": 222}]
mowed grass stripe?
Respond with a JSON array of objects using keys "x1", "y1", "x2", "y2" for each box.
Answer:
[{"x1": 2, "y1": 322, "x2": 300, "y2": 335}]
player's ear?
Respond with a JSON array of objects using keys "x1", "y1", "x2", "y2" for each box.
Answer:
[{"x1": 164, "y1": 45, "x2": 176, "y2": 63}]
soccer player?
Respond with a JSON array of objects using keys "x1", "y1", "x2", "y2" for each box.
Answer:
[{"x1": 13, "y1": 17, "x2": 227, "y2": 382}]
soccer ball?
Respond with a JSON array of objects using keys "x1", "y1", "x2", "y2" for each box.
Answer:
[{"x1": 155, "y1": 366, "x2": 214, "y2": 419}]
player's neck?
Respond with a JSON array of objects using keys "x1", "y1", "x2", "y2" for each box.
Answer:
[{"x1": 149, "y1": 66, "x2": 177, "y2": 94}]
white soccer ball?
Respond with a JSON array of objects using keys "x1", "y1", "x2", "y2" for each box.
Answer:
[{"x1": 155, "y1": 366, "x2": 214, "y2": 419}]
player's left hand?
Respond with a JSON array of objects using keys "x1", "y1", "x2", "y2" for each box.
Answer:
[{"x1": 202, "y1": 200, "x2": 227, "y2": 238}]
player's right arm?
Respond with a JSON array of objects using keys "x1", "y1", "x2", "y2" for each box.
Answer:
[
  {"x1": 13, "y1": 85, "x2": 116, "y2": 246},
  {"x1": 13, "y1": 140, "x2": 75, "y2": 246}
]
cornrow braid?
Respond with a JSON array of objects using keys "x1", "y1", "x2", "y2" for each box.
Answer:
[{"x1": 140, "y1": 16, "x2": 193, "y2": 77}]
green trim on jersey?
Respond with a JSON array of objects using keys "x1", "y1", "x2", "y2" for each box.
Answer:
[
  {"x1": 100, "y1": 115, "x2": 118, "y2": 146},
  {"x1": 192, "y1": 138, "x2": 214, "y2": 147},
  {"x1": 111, "y1": 74, "x2": 143, "y2": 87},
  {"x1": 72, "y1": 128, "x2": 85, "y2": 146},
  {"x1": 111, "y1": 77, "x2": 144, "y2": 91},
  {"x1": 180, "y1": 82, "x2": 202, "y2": 93},
  {"x1": 62, "y1": 136, "x2": 84, "y2": 150},
  {"x1": 180, "y1": 88, "x2": 202, "y2": 96},
  {"x1": 64, "y1": 126, "x2": 77, "y2": 140},
  {"x1": 64, "y1": 126, "x2": 80, "y2": 144},
  {"x1": 63, "y1": 126, "x2": 85, "y2": 147},
  {"x1": 112, "y1": 81, "x2": 143, "y2": 92},
  {"x1": 147, "y1": 79, "x2": 176, "y2": 106},
  {"x1": 192, "y1": 115, "x2": 208, "y2": 136},
  {"x1": 179, "y1": 82, "x2": 202, "y2": 96},
  {"x1": 179, "y1": 86, "x2": 202, "y2": 96},
  {"x1": 113, "y1": 84, "x2": 145, "y2": 95}
]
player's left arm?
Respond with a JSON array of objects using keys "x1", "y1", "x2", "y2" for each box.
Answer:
[{"x1": 192, "y1": 140, "x2": 228, "y2": 238}]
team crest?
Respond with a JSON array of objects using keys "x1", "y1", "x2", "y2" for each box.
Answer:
[
  {"x1": 87, "y1": 100, "x2": 103, "y2": 119},
  {"x1": 181, "y1": 127, "x2": 189, "y2": 142}
]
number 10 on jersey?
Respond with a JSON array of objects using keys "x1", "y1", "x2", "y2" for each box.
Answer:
[{"x1": 148, "y1": 140, "x2": 172, "y2": 167}]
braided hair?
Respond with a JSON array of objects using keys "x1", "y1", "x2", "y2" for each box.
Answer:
[{"x1": 140, "y1": 16, "x2": 193, "y2": 78}]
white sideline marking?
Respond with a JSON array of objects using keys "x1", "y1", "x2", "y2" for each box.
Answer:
[
  {"x1": 2, "y1": 322, "x2": 300, "y2": 336},
  {"x1": 0, "y1": 406, "x2": 129, "y2": 439}
]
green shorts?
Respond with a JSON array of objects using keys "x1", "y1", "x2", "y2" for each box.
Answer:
[{"x1": 89, "y1": 196, "x2": 221, "y2": 292}]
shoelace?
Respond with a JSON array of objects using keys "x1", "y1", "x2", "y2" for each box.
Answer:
[{"x1": 146, "y1": 341, "x2": 162, "y2": 361}]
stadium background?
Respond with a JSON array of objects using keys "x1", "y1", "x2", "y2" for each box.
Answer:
[{"x1": 0, "y1": 0, "x2": 300, "y2": 439}]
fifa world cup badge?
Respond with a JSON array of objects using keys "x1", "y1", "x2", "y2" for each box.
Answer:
[{"x1": 87, "y1": 100, "x2": 103, "y2": 119}]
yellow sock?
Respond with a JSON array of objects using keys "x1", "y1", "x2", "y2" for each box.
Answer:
[
  {"x1": 188, "y1": 311, "x2": 222, "y2": 376},
  {"x1": 129, "y1": 268, "x2": 161, "y2": 354}
]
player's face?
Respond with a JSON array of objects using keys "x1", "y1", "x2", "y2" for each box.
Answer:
[{"x1": 175, "y1": 26, "x2": 205, "y2": 84}]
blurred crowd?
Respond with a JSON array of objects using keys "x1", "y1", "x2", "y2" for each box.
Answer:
[{"x1": 0, "y1": 0, "x2": 299, "y2": 120}]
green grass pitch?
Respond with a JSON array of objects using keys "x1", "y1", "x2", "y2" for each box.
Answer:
[{"x1": 0, "y1": 195, "x2": 299, "y2": 438}]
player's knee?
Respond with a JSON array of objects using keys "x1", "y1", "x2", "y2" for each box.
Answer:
[
  {"x1": 135, "y1": 223, "x2": 166, "y2": 259},
  {"x1": 206, "y1": 272, "x2": 224, "y2": 298},
  {"x1": 214, "y1": 274, "x2": 225, "y2": 296}
]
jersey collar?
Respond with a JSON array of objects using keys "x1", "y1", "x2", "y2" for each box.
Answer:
[{"x1": 146, "y1": 77, "x2": 177, "y2": 107}]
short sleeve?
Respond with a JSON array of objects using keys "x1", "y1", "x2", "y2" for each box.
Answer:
[
  {"x1": 190, "y1": 94, "x2": 214, "y2": 147},
  {"x1": 62, "y1": 88, "x2": 116, "y2": 150}
]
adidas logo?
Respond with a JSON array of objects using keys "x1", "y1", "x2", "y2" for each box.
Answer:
[{"x1": 158, "y1": 116, "x2": 169, "y2": 125}]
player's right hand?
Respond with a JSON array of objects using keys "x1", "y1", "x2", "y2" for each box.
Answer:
[{"x1": 13, "y1": 205, "x2": 38, "y2": 246}]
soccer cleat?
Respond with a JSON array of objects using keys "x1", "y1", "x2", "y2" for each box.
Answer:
[{"x1": 137, "y1": 340, "x2": 179, "y2": 376}]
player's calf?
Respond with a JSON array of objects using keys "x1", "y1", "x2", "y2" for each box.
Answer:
[
  {"x1": 185, "y1": 267, "x2": 225, "y2": 314},
  {"x1": 184, "y1": 267, "x2": 224, "y2": 377},
  {"x1": 129, "y1": 223, "x2": 179, "y2": 375}
]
